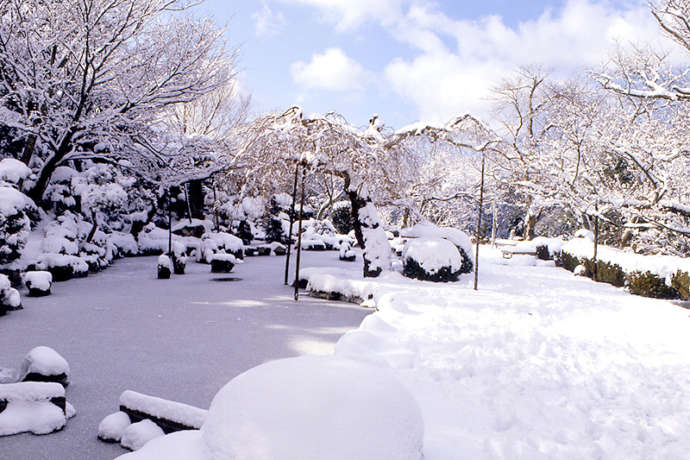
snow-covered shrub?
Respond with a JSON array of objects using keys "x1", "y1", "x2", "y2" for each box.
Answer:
[
  {"x1": 270, "y1": 242, "x2": 287, "y2": 256},
  {"x1": 402, "y1": 223, "x2": 473, "y2": 274},
  {"x1": 110, "y1": 232, "x2": 139, "y2": 257},
  {"x1": 171, "y1": 242, "x2": 186, "y2": 275},
  {"x1": 330, "y1": 200, "x2": 352, "y2": 234},
  {"x1": 627, "y1": 271, "x2": 678, "y2": 299},
  {"x1": 24, "y1": 271, "x2": 52, "y2": 297},
  {"x1": 138, "y1": 224, "x2": 170, "y2": 256},
  {"x1": 0, "y1": 158, "x2": 31, "y2": 186},
  {"x1": 19, "y1": 346, "x2": 70, "y2": 387},
  {"x1": 200, "y1": 232, "x2": 243, "y2": 262},
  {"x1": 0, "y1": 274, "x2": 20, "y2": 314},
  {"x1": 339, "y1": 243, "x2": 356, "y2": 262},
  {"x1": 0, "y1": 187, "x2": 37, "y2": 266},
  {"x1": 44, "y1": 166, "x2": 80, "y2": 214},
  {"x1": 237, "y1": 220, "x2": 253, "y2": 245},
  {"x1": 35, "y1": 253, "x2": 89, "y2": 282},
  {"x1": 210, "y1": 254, "x2": 236, "y2": 273},
  {"x1": 403, "y1": 238, "x2": 464, "y2": 282},
  {"x1": 157, "y1": 255, "x2": 171, "y2": 280},
  {"x1": 672, "y1": 270, "x2": 690, "y2": 300}
]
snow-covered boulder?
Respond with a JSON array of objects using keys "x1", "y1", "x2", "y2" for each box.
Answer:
[
  {"x1": 339, "y1": 243, "x2": 356, "y2": 262},
  {"x1": 117, "y1": 356, "x2": 424, "y2": 460},
  {"x1": 19, "y1": 346, "x2": 70, "y2": 387},
  {"x1": 403, "y1": 238, "x2": 464, "y2": 282},
  {"x1": 210, "y1": 254, "x2": 236, "y2": 274},
  {"x1": 120, "y1": 419, "x2": 165, "y2": 451},
  {"x1": 402, "y1": 224, "x2": 473, "y2": 273},
  {"x1": 98, "y1": 411, "x2": 132, "y2": 443},
  {"x1": 270, "y1": 242, "x2": 287, "y2": 256},
  {"x1": 157, "y1": 255, "x2": 172, "y2": 280},
  {"x1": 119, "y1": 390, "x2": 208, "y2": 433},
  {"x1": 0, "y1": 382, "x2": 69, "y2": 436},
  {"x1": 24, "y1": 271, "x2": 52, "y2": 297}
]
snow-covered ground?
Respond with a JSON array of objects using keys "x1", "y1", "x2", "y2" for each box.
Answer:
[
  {"x1": 303, "y1": 247, "x2": 690, "y2": 459},
  {"x1": 0, "y1": 253, "x2": 370, "y2": 459}
]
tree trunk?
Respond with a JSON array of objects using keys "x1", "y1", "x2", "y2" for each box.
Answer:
[
  {"x1": 524, "y1": 211, "x2": 538, "y2": 241},
  {"x1": 346, "y1": 179, "x2": 391, "y2": 278},
  {"x1": 86, "y1": 210, "x2": 98, "y2": 243}
]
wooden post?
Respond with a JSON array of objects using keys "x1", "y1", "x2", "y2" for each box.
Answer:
[
  {"x1": 168, "y1": 191, "x2": 173, "y2": 257},
  {"x1": 474, "y1": 154, "x2": 486, "y2": 291},
  {"x1": 294, "y1": 166, "x2": 307, "y2": 301},
  {"x1": 183, "y1": 183, "x2": 193, "y2": 224},
  {"x1": 284, "y1": 164, "x2": 300, "y2": 285},
  {"x1": 212, "y1": 180, "x2": 220, "y2": 232},
  {"x1": 593, "y1": 202, "x2": 599, "y2": 282},
  {"x1": 491, "y1": 199, "x2": 497, "y2": 248}
]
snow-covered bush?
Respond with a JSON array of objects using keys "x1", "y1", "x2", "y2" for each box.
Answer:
[
  {"x1": 0, "y1": 274, "x2": 21, "y2": 314},
  {"x1": 330, "y1": 200, "x2": 352, "y2": 234},
  {"x1": 210, "y1": 254, "x2": 236, "y2": 273},
  {"x1": 200, "y1": 232, "x2": 243, "y2": 262},
  {"x1": 138, "y1": 224, "x2": 170, "y2": 256},
  {"x1": 157, "y1": 255, "x2": 172, "y2": 280},
  {"x1": 402, "y1": 223, "x2": 473, "y2": 274},
  {"x1": 0, "y1": 158, "x2": 31, "y2": 187},
  {"x1": 24, "y1": 271, "x2": 52, "y2": 297},
  {"x1": 117, "y1": 356, "x2": 424, "y2": 460},
  {"x1": 0, "y1": 187, "x2": 37, "y2": 266},
  {"x1": 35, "y1": 253, "x2": 89, "y2": 282},
  {"x1": 403, "y1": 238, "x2": 464, "y2": 282}
]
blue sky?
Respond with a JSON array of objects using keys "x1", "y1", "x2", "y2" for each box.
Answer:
[{"x1": 197, "y1": 0, "x2": 669, "y2": 128}]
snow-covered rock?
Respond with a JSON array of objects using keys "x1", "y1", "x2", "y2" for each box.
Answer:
[
  {"x1": 120, "y1": 419, "x2": 165, "y2": 451},
  {"x1": 157, "y1": 255, "x2": 172, "y2": 280},
  {"x1": 119, "y1": 390, "x2": 207, "y2": 431},
  {"x1": 119, "y1": 356, "x2": 424, "y2": 460},
  {"x1": 0, "y1": 275, "x2": 20, "y2": 312},
  {"x1": 24, "y1": 271, "x2": 52, "y2": 297},
  {"x1": 98, "y1": 412, "x2": 132, "y2": 443},
  {"x1": 201, "y1": 232, "x2": 244, "y2": 262},
  {"x1": 210, "y1": 254, "x2": 236, "y2": 274},
  {"x1": 403, "y1": 238, "x2": 463, "y2": 282},
  {"x1": 19, "y1": 346, "x2": 70, "y2": 387},
  {"x1": 0, "y1": 382, "x2": 68, "y2": 436}
]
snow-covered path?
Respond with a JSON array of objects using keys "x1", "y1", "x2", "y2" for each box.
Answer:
[
  {"x1": 0, "y1": 254, "x2": 370, "y2": 460},
  {"x1": 305, "y1": 250, "x2": 690, "y2": 459}
]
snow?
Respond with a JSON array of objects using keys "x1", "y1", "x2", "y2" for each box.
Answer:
[
  {"x1": 574, "y1": 229, "x2": 595, "y2": 241},
  {"x1": 210, "y1": 253, "x2": 237, "y2": 263},
  {"x1": 98, "y1": 412, "x2": 132, "y2": 443},
  {"x1": 171, "y1": 219, "x2": 213, "y2": 234},
  {"x1": 201, "y1": 232, "x2": 244, "y2": 262},
  {"x1": 24, "y1": 271, "x2": 53, "y2": 291},
  {"x1": 0, "y1": 382, "x2": 65, "y2": 401},
  {"x1": 300, "y1": 250, "x2": 690, "y2": 459},
  {"x1": 0, "y1": 186, "x2": 35, "y2": 216},
  {"x1": 6, "y1": 288, "x2": 21, "y2": 309},
  {"x1": 0, "y1": 158, "x2": 31, "y2": 184},
  {"x1": 403, "y1": 238, "x2": 462, "y2": 273},
  {"x1": 110, "y1": 232, "x2": 139, "y2": 256},
  {"x1": 120, "y1": 420, "x2": 165, "y2": 451},
  {"x1": 36, "y1": 253, "x2": 89, "y2": 274},
  {"x1": 19, "y1": 346, "x2": 70, "y2": 382},
  {"x1": 119, "y1": 390, "x2": 208, "y2": 429},
  {"x1": 0, "y1": 255, "x2": 369, "y2": 459},
  {"x1": 0, "y1": 274, "x2": 9, "y2": 292},
  {"x1": 116, "y1": 431, "x2": 206, "y2": 460},
  {"x1": 509, "y1": 236, "x2": 566, "y2": 255},
  {"x1": 125, "y1": 356, "x2": 424, "y2": 460}
]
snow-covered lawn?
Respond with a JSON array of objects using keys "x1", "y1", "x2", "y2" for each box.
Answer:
[
  {"x1": 0, "y1": 254, "x2": 370, "y2": 459},
  {"x1": 304, "y1": 247, "x2": 690, "y2": 459}
]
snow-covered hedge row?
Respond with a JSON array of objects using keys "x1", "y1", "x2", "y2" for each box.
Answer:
[{"x1": 556, "y1": 238, "x2": 690, "y2": 300}]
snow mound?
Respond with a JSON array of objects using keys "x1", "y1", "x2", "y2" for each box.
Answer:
[
  {"x1": 98, "y1": 411, "x2": 131, "y2": 443},
  {"x1": 120, "y1": 419, "x2": 165, "y2": 451},
  {"x1": 202, "y1": 356, "x2": 424, "y2": 460},
  {"x1": 24, "y1": 271, "x2": 52, "y2": 291},
  {"x1": 116, "y1": 431, "x2": 205, "y2": 460}
]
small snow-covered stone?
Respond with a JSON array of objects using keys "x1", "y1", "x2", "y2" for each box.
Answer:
[
  {"x1": 24, "y1": 271, "x2": 52, "y2": 297},
  {"x1": 98, "y1": 411, "x2": 131, "y2": 443},
  {"x1": 20, "y1": 346, "x2": 70, "y2": 387},
  {"x1": 120, "y1": 419, "x2": 165, "y2": 451},
  {"x1": 157, "y1": 255, "x2": 172, "y2": 280}
]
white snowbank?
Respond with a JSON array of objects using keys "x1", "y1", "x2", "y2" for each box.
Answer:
[
  {"x1": 120, "y1": 419, "x2": 165, "y2": 451},
  {"x1": 98, "y1": 411, "x2": 132, "y2": 443},
  {"x1": 119, "y1": 390, "x2": 208, "y2": 429},
  {"x1": 403, "y1": 238, "x2": 462, "y2": 273}
]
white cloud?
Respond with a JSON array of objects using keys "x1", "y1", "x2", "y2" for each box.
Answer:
[
  {"x1": 252, "y1": 2, "x2": 286, "y2": 37},
  {"x1": 291, "y1": 48, "x2": 370, "y2": 91},
  {"x1": 281, "y1": 0, "x2": 408, "y2": 30},
  {"x1": 382, "y1": 0, "x2": 683, "y2": 123}
]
